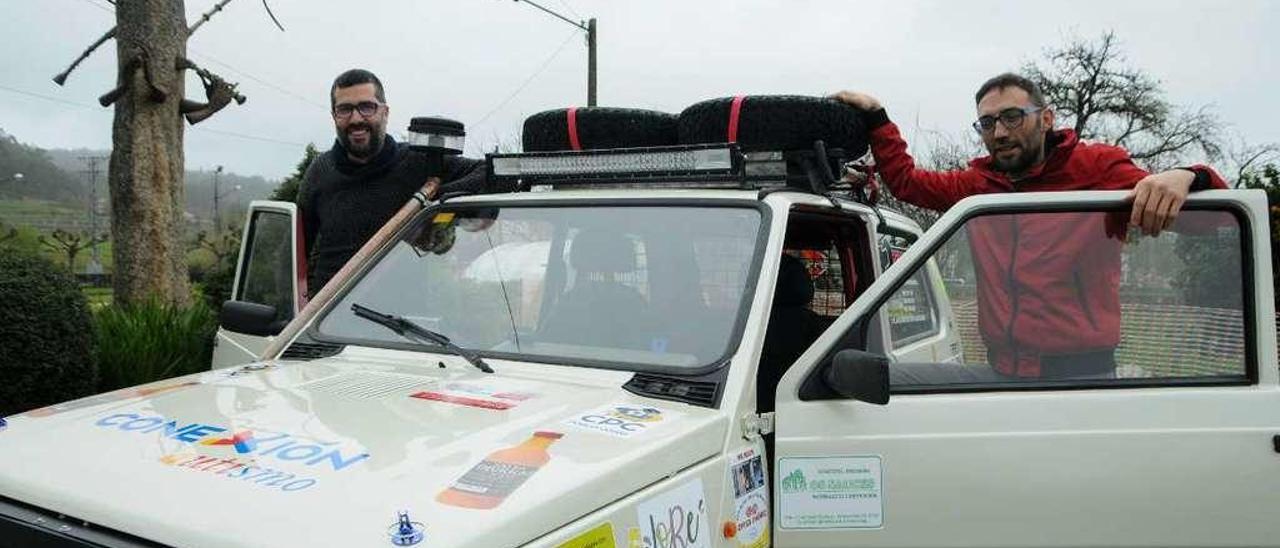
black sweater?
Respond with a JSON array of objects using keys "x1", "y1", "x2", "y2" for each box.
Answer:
[{"x1": 296, "y1": 136, "x2": 494, "y2": 297}]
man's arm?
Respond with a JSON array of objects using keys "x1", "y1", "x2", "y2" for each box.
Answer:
[
  {"x1": 1105, "y1": 143, "x2": 1230, "y2": 234},
  {"x1": 832, "y1": 91, "x2": 987, "y2": 212},
  {"x1": 439, "y1": 156, "x2": 516, "y2": 195}
]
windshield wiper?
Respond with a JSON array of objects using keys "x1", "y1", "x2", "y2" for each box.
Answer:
[{"x1": 350, "y1": 303, "x2": 494, "y2": 373}]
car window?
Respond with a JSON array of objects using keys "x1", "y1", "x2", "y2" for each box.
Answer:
[
  {"x1": 316, "y1": 205, "x2": 765, "y2": 372},
  {"x1": 862, "y1": 209, "x2": 1249, "y2": 389},
  {"x1": 235, "y1": 209, "x2": 294, "y2": 322}
]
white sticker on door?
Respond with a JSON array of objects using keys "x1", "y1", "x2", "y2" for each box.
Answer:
[
  {"x1": 636, "y1": 478, "x2": 710, "y2": 548},
  {"x1": 778, "y1": 456, "x2": 882, "y2": 529}
]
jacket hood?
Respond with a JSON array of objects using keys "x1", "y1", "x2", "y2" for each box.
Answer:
[{"x1": 0, "y1": 353, "x2": 728, "y2": 547}]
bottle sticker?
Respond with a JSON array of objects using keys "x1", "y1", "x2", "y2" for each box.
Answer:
[{"x1": 451, "y1": 460, "x2": 540, "y2": 497}]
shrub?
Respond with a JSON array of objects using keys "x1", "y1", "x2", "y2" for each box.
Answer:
[
  {"x1": 0, "y1": 247, "x2": 98, "y2": 415},
  {"x1": 93, "y1": 298, "x2": 217, "y2": 392}
]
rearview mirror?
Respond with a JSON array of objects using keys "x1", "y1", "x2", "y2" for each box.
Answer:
[
  {"x1": 220, "y1": 301, "x2": 282, "y2": 336},
  {"x1": 824, "y1": 349, "x2": 890, "y2": 405}
]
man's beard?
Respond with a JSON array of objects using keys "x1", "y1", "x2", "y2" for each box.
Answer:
[
  {"x1": 338, "y1": 122, "x2": 385, "y2": 161},
  {"x1": 989, "y1": 122, "x2": 1045, "y2": 175}
]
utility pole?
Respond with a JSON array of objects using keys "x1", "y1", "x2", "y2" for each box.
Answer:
[
  {"x1": 513, "y1": 0, "x2": 596, "y2": 106},
  {"x1": 587, "y1": 18, "x2": 597, "y2": 107},
  {"x1": 212, "y1": 165, "x2": 223, "y2": 231},
  {"x1": 79, "y1": 155, "x2": 107, "y2": 274}
]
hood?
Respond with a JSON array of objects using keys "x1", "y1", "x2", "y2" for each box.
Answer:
[{"x1": 0, "y1": 352, "x2": 728, "y2": 547}]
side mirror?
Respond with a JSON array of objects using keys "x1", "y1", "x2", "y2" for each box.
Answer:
[
  {"x1": 823, "y1": 349, "x2": 890, "y2": 405},
  {"x1": 220, "y1": 301, "x2": 282, "y2": 336}
]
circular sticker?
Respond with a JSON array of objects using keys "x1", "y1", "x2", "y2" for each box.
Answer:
[{"x1": 735, "y1": 491, "x2": 769, "y2": 547}]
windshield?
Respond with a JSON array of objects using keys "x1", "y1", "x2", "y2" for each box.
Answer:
[{"x1": 317, "y1": 203, "x2": 765, "y2": 371}]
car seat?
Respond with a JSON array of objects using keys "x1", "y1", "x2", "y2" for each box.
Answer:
[
  {"x1": 757, "y1": 254, "x2": 826, "y2": 412},
  {"x1": 538, "y1": 231, "x2": 651, "y2": 350}
]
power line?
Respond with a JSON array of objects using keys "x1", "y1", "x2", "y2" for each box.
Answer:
[
  {"x1": 0, "y1": 84, "x2": 101, "y2": 110},
  {"x1": 195, "y1": 127, "x2": 305, "y2": 147},
  {"x1": 558, "y1": 0, "x2": 583, "y2": 19},
  {"x1": 71, "y1": 0, "x2": 113, "y2": 14},
  {"x1": 188, "y1": 52, "x2": 328, "y2": 111},
  {"x1": 0, "y1": 84, "x2": 304, "y2": 148},
  {"x1": 473, "y1": 30, "x2": 580, "y2": 127}
]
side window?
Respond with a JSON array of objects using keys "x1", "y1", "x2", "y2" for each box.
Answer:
[
  {"x1": 865, "y1": 209, "x2": 1248, "y2": 388},
  {"x1": 236, "y1": 210, "x2": 295, "y2": 322},
  {"x1": 878, "y1": 230, "x2": 945, "y2": 350},
  {"x1": 884, "y1": 268, "x2": 939, "y2": 346}
]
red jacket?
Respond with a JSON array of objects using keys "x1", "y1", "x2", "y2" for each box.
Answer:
[{"x1": 868, "y1": 118, "x2": 1228, "y2": 376}]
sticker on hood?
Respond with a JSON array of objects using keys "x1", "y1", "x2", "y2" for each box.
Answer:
[
  {"x1": 563, "y1": 404, "x2": 674, "y2": 438},
  {"x1": 410, "y1": 381, "x2": 537, "y2": 411},
  {"x1": 729, "y1": 448, "x2": 769, "y2": 548},
  {"x1": 94, "y1": 411, "x2": 371, "y2": 494},
  {"x1": 437, "y1": 430, "x2": 563, "y2": 510},
  {"x1": 637, "y1": 478, "x2": 710, "y2": 548}
]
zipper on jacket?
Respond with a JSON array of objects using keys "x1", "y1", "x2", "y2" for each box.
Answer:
[
  {"x1": 1073, "y1": 268, "x2": 1099, "y2": 329},
  {"x1": 1004, "y1": 215, "x2": 1021, "y2": 373}
]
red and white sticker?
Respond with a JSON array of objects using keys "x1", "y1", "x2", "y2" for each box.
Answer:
[{"x1": 410, "y1": 382, "x2": 536, "y2": 411}]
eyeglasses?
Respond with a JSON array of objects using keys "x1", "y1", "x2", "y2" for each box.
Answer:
[
  {"x1": 333, "y1": 101, "x2": 383, "y2": 119},
  {"x1": 972, "y1": 106, "x2": 1042, "y2": 134}
]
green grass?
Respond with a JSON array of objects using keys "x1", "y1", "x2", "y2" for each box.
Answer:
[{"x1": 0, "y1": 198, "x2": 82, "y2": 217}]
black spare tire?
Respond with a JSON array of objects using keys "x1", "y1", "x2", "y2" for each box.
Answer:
[
  {"x1": 678, "y1": 95, "x2": 867, "y2": 157},
  {"x1": 522, "y1": 107, "x2": 678, "y2": 152}
]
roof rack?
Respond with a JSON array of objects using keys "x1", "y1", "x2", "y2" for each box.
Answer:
[{"x1": 485, "y1": 141, "x2": 860, "y2": 195}]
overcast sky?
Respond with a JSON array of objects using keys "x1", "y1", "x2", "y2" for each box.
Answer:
[{"x1": 1, "y1": 0, "x2": 1276, "y2": 180}]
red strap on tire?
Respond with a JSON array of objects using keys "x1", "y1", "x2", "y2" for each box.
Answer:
[
  {"x1": 566, "y1": 107, "x2": 582, "y2": 151},
  {"x1": 727, "y1": 95, "x2": 746, "y2": 143}
]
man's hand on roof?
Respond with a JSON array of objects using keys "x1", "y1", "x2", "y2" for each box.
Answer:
[
  {"x1": 829, "y1": 91, "x2": 883, "y2": 112},
  {"x1": 1127, "y1": 169, "x2": 1195, "y2": 236}
]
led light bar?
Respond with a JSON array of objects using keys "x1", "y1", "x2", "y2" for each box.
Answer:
[{"x1": 489, "y1": 144, "x2": 740, "y2": 183}]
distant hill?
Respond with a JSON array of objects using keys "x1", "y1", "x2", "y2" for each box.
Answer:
[
  {"x1": 0, "y1": 130, "x2": 85, "y2": 203},
  {"x1": 2, "y1": 129, "x2": 279, "y2": 223}
]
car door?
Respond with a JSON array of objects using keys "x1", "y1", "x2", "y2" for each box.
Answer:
[
  {"x1": 210, "y1": 200, "x2": 302, "y2": 369},
  {"x1": 773, "y1": 190, "x2": 1280, "y2": 547}
]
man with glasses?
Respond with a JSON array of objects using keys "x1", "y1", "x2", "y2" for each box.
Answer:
[
  {"x1": 831, "y1": 73, "x2": 1227, "y2": 379},
  {"x1": 297, "y1": 68, "x2": 490, "y2": 297}
]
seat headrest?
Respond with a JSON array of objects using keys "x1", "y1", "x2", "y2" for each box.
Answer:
[
  {"x1": 570, "y1": 231, "x2": 637, "y2": 273},
  {"x1": 774, "y1": 254, "x2": 814, "y2": 306}
]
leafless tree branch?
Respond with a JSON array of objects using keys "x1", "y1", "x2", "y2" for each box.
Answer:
[{"x1": 52, "y1": 27, "x2": 117, "y2": 86}]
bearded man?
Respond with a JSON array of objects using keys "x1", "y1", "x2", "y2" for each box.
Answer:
[
  {"x1": 832, "y1": 73, "x2": 1228, "y2": 378},
  {"x1": 297, "y1": 69, "x2": 488, "y2": 297}
]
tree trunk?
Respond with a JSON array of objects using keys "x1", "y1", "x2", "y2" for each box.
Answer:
[{"x1": 109, "y1": 0, "x2": 191, "y2": 307}]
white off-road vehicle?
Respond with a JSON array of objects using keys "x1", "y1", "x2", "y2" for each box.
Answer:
[{"x1": 1, "y1": 97, "x2": 1274, "y2": 548}]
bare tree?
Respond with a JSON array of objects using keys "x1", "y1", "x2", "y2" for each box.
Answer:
[
  {"x1": 39, "y1": 229, "x2": 108, "y2": 273},
  {"x1": 1023, "y1": 31, "x2": 1223, "y2": 171},
  {"x1": 52, "y1": 0, "x2": 272, "y2": 307},
  {"x1": 1224, "y1": 136, "x2": 1280, "y2": 187}
]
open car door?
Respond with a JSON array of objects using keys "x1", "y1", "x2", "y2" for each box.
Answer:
[
  {"x1": 210, "y1": 200, "x2": 303, "y2": 369},
  {"x1": 773, "y1": 190, "x2": 1279, "y2": 547}
]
